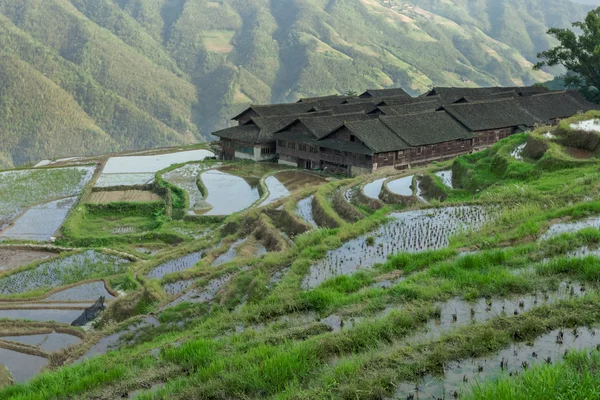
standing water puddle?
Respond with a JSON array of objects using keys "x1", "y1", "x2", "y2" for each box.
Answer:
[
  {"x1": 435, "y1": 170, "x2": 453, "y2": 189},
  {"x1": 387, "y1": 176, "x2": 413, "y2": 196},
  {"x1": 262, "y1": 176, "x2": 291, "y2": 206},
  {"x1": 146, "y1": 251, "x2": 203, "y2": 280},
  {"x1": 540, "y1": 216, "x2": 600, "y2": 241},
  {"x1": 0, "y1": 197, "x2": 77, "y2": 241},
  {"x1": 200, "y1": 170, "x2": 260, "y2": 216},
  {"x1": 295, "y1": 195, "x2": 318, "y2": 228},
  {"x1": 303, "y1": 206, "x2": 489, "y2": 288},
  {"x1": 0, "y1": 331, "x2": 81, "y2": 352},
  {"x1": 0, "y1": 348, "x2": 47, "y2": 382},
  {"x1": 44, "y1": 281, "x2": 115, "y2": 302},
  {"x1": 363, "y1": 178, "x2": 387, "y2": 200}
]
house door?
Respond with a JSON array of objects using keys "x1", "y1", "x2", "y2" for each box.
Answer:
[{"x1": 305, "y1": 160, "x2": 312, "y2": 170}]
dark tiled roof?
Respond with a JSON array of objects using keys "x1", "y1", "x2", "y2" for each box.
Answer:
[
  {"x1": 232, "y1": 103, "x2": 317, "y2": 120},
  {"x1": 442, "y1": 99, "x2": 539, "y2": 131},
  {"x1": 343, "y1": 119, "x2": 410, "y2": 152},
  {"x1": 565, "y1": 90, "x2": 600, "y2": 110},
  {"x1": 359, "y1": 88, "x2": 412, "y2": 99},
  {"x1": 290, "y1": 114, "x2": 373, "y2": 139},
  {"x1": 453, "y1": 91, "x2": 517, "y2": 103},
  {"x1": 380, "y1": 111, "x2": 473, "y2": 146},
  {"x1": 378, "y1": 99, "x2": 443, "y2": 115},
  {"x1": 298, "y1": 95, "x2": 357, "y2": 106},
  {"x1": 424, "y1": 86, "x2": 548, "y2": 103},
  {"x1": 515, "y1": 92, "x2": 590, "y2": 122},
  {"x1": 249, "y1": 111, "x2": 331, "y2": 135},
  {"x1": 320, "y1": 102, "x2": 379, "y2": 115},
  {"x1": 317, "y1": 138, "x2": 374, "y2": 155},
  {"x1": 212, "y1": 124, "x2": 262, "y2": 143}
]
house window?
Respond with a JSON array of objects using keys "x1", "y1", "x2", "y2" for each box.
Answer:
[
  {"x1": 299, "y1": 144, "x2": 307, "y2": 152},
  {"x1": 261, "y1": 148, "x2": 272, "y2": 155},
  {"x1": 350, "y1": 135, "x2": 356, "y2": 142},
  {"x1": 416, "y1": 147, "x2": 422, "y2": 155},
  {"x1": 287, "y1": 142, "x2": 295, "y2": 149},
  {"x1": 278, "y1": 140, "x2": 286, "y2": 148}
]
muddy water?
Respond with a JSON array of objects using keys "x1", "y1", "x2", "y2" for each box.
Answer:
[
  {"x1": 0, "y1": 348, "x2": 48, "y2": 382},
  {"x1": 540, "y1": 216, "x2": 600, "y2": 241},
  {"x1": 0, "y1": 309, "x2": 83, "y2": 324},
  {"x1": 163, "y1": 279, "x2": 194, "y2": 296},
  {"x1": 303, "y1": 206, "x2": 489, "y2": 289},
  {"x1": 415, "y1": 179, "x2": 428, "y2": 204},
  {"x1": 392, "y1": 326, "x2": 600, "y2": 399},
  {"x1": 44, "y1": 281, "x2": 115, "y2": 302},
  {"x1": 295, "y1": 195, "x2": 318, "y2": 229},
  {"x1": 0, "y1": 197, "x2": 77, "y2": 241},
  {"x1": 201, "y1": 170, "x2": 260, "y2": 216},
  {"x1": 566, "y1": 147, "x2": 595, "y2": 159},
  {"x1": 435, "y1": 170, "x2": 453, "y2": 189},
  {"x1": 387, "y1": 176, "x2": 413, "y2": 196},
  {"x1": 146, "y1": 251, "x2": 203, "y2": 280},
  {"x1": 0, "y1": 331, "x2": 81, "y2": 352},
  {"x1": 0, "y1": 250, "x2": 129, "y2": 296},
  {"x1": 570, "y1": 119, "x2": 600, "y2": 133},
  {"x1": 363, "y1": 178, "x2": 387, "y2": 200},
  {"x1": 262, "y1": 176, "x2": 291, "y2": 206}
]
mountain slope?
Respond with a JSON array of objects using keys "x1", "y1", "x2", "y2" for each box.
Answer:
[{"x1": 0, "y1": 0, "x2": 594, "y2": 168}]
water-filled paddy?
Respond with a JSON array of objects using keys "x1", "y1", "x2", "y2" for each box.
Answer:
[
  {"x1": 44, "y1": 281, "x2": 115, "y2": 302},
  {"x1": 0, "y1": 331, "x2": 81, "y2": 352},
  {"x1": 363, "y1": 178, "x2": 386, "y2": 200},
  {"x1": 163, "y1": 274, "x2": 234, "y2": 309},
  {"x1": 0, "y1": 197, "x2": 78, "y2": 241},
  {"x1": 435, "y1": 170, "x2": 453, "y2": 188},
  {"x1": 0, "y1": 251, "x2": 129, "y2": 296},
  {"x1": 101, "y1": 150, "x2": 214, "y2": 176},
  {"x1": 200, "y1": 170, "x2": 259, "y2": 216},
  {"x1": 94, "y1": 173, "x2": 155, "y2": 188},
  {"x1": 0, "y1": 167, "x2": 94, "y2": 231},
  {"x1": 163, "y1": 279, "x2": 194, "y2": 296},
  {"x1": 211, "y1": 238, "x2": 267, "y2": 267},
  {"x1": 0, "y1": 309, "x2": 83, "y2": 324},
  {"x1": 163, "y1": 163, "x2": 213, "y2": 214},
  {"x1": 146, "y1": 251, "x2": 203, "y2": 280},
  {"x1": 87, "y1": 190, "x2": 162, "y2": 204},
  {"x1": 570, "y1": 119, "x2": 600, "y2": 133},
  {"x1": 540, "y1": 215, "x2": 600, "y2": 241},
  {"x1": 0, "y1": 348, "x2": 47, "y2": 382},
  {"x1": 303, "y1": 206, "x2": 489, "y2": 288},
  {"x1": 295, "y1": 195, "x2": 318, "y2": 228},
  {"x1": 261, "y1": 176, "x2": 290, "y2": 206},
  {"x1": 387, "y1": 176, "x2": 413, "y2": 196}
]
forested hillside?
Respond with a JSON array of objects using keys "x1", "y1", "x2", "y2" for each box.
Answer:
[{"x1": 0, "y1": 0, "x2": 594, "y2": 168}]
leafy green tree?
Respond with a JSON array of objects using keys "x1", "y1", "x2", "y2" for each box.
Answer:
[
  {"x1": 344, "y1": 91, "x2": 358, "y2": 97},
  {"x1": 534, "y1": 7, "x2": 600, "y2": 92}
]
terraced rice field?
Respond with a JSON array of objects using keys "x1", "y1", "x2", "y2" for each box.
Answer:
[
  {"x1": 87, "y1": 190, "x2": 163, "y2": 204},
  {"x1": 0, "y1": 167, "x2": 94, "y2": 231},
  {"x1": 387, "y1": 176, "x2": 413, "y2": 196},
  {"x1": 200, "y1": 170, "x2": 259, "y2": 215},
  {"x1": 0, "y1": 251, "x2": 129, "y2": 296},
  {"x1": 0, "y1": 249, "x2": 56, "y2": 272},
  {"x1": 98, "y1": 149, "x2": 214, "y2": 187},
  {"x1": 295, "y1": 195, "x2": 318, "y2": 228},
  {"x1": 163, "y1": 163, "x2": 215, "y2": 214}
]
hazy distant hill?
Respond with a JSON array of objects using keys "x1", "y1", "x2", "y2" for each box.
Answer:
[{"x1": 0, "y1": 0, "x2": 594, "y2": 168}]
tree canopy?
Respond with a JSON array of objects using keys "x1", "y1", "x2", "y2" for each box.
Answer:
[{"x1": 535, "y1": 7, "x2": 600, "y2": 92}]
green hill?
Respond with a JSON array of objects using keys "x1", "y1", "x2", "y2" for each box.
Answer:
[{"x1": 0, "y1": 0, "x2": 595, "y2": 167}]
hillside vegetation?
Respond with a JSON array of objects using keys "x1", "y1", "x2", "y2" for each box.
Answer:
[{"x1": 0, "y1": 0, "x2": 594, "y2": 167}]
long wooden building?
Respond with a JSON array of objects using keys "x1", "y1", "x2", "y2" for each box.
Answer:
[{"x1": 213, "y1": 87, "x2": 598, "y2": 175}]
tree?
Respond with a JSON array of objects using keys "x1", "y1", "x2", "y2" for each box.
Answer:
[
  {"x1": 344, "y1": 90, "x2": 358, "y2": 96},
  {"x1": 534, "y1": 7, "x2": 600, "y2": 92}
]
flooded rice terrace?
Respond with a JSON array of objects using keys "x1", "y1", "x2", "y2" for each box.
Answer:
[
  {"x1": 435, "y1": 170, "x2": 453, "y2": 188},
  {"x1": 0, "y1": 348, "x2": 48, "y2": 383},
  {"x1": 261, "y1": 176, "x2": 290, "y2": 206},
  {"x1": 387, "y1": 176, "x2": 414, "y2": 196},
  {"x1": 0, "y1": 248, "x2": 55, "y2": 272},
  {"x1": 98, "y1": 149, "x2": 214, "y2": 186},
  {"x1": 303, "y1": 206, "x2": 490, "y2": 288},
  {"x1": 540, "y1": 215, "x2": 600, "y2": 241},
  {"x1": 44, "y1": 281, "x2": 115, "y2": 302},
  {"x1": 163, "y1": 163, "x2": 214, "y2": 214},
  {"x1": 0, "y1": 309, "x2": 84, "y2": 324},
  {"x1": 570, "y1": 119, "x2": 600, "y2": 133},
  {"x1": 295, "y1": 195, "x2": 318, "y2": 228},
  {"x1": 0, "y1": 250, "x2": 129, "y2": 296},
  {"x1": 146, "y1": 251, "x2": 204, "y2": 280},
  {"x1": 211, "y1": 238, "x2": 267, "y2": 267},
  {"x1": 200, "y1": 170, "x2": 260, "y2": 215},
  {"x1": 363, "y1": 178, "x2": 387, "y2": 199},
  {"x1": 161, "y1": 273, "x2": 235, "y2": 310},
  {"x1": 0, "y1": 331, "x2": 81, "y2": 352},
  {"x1": 0, "y1": 166, "x2": 94, "y2": 231},
  {"x1": 0, "y1": 197, "x2": 77, "y2": 241}
]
